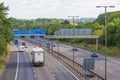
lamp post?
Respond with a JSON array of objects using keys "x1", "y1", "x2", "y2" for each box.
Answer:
[
  {"x1": 56, "y1": 31, "x2": 59, "y2": 56},
  {"x1": 96, "y1": 5, "x2": 115, "y2": 80},
  {"x1": 68, "y1": 16, "x2": 79, "y2": 68}
]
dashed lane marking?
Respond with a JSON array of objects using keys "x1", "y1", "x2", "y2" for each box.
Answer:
[
  {"x1": 34, "y1": 74, "x2": 37, "y2": 77},
  {"x1": 53, "y1": 74, "x2": 55, "y2": 77}
]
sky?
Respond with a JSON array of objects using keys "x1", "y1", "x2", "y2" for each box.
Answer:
[{"x1": 0, "y1": 0, "x2": 120, "y2": 19}]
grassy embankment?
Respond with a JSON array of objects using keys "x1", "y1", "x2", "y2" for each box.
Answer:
[
  {"x1": 0, "y1": 44, "x2": 10, "y2": 75},
  {"x1": 49, "y1": 39, "x2": 120, "y2": 57}
]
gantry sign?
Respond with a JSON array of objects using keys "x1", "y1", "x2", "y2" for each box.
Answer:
[
  {"x1": 46, "y1": 28, "x2": 99, "y2": 50},
  {"x1": 13, "y1": 29, "x2": 46, "y2": 38}
]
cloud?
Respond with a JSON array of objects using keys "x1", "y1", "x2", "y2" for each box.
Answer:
[
  {"x1": 21, "y1": 1, "x2": 28, "y2": 5},
  {"x1": 1, "y1": 0, "x2": 120, "y2": 19}
]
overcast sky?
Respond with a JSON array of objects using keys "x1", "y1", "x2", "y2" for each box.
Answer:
[{"x1": 0, "y1": 0, "x2": 120, "y2": 19}]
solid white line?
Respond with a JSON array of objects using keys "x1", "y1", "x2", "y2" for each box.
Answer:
[
  {"x1": 14, "y1": 45, "x2": 19, "y2": 80},
  {"x1": 56, "y1": 59, "x2": 79, "y2": 80}
]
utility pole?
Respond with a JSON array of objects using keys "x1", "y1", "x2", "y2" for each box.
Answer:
[
  {"x1": 96, "y1": 5, "x2": 115, "y2": 80},
  {"x1": 68, "y1": 16, "x2": 79, "y2": 68}
]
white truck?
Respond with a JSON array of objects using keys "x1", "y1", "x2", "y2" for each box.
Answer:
[
  {"x1": 18, "y1": 45, "x2": 25, "y2": 52},
  {"x1": 31, "y1": 47, "x2": 45, "y2": 66}
]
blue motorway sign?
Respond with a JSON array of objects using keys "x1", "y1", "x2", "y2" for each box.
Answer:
[
  {"x1": 13, "y1": 29, "x2": 46, "y2": 35},
  {"x1": 29, "y1": 29, "x2": 46, "y2": 34},
  {"x1": 13, "y1": 30, "x2": 29, "y2": 34}
]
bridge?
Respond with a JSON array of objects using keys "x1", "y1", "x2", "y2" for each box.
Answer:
[
  {"x1": 45, "y1": 35, "x2": 99, "y2": 50},
  {"x1": 13, "y1": 29, "x2": 99, "y2": 50}
]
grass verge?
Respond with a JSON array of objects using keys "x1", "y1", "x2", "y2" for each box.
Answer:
[{"x1": 0, "y1": 44, "x2": 10, "y2": 75}]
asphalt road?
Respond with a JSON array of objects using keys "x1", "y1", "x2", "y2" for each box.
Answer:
[
  {"x1": 20, "y1": 39, "x2": 78, "y2": 80},
  {"x1": 17, "y1": 51, "x2": 35, "y2": 80},
  {"x1": 31, "y1": 39, "x2": 120, "y2": 80},
  {"x1": 0, "y1": 42, "x2": 17, "y2": 80},
  {"x1": 53, "y1": 42, "x2": 120, "y2": 80}
]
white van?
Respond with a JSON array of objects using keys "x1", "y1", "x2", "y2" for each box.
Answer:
[
  {"x1": 19, "y1": 46, "x2": 25, "y2": 52},
  {"x1": 31, "y1": 47, "x2": 45, "y2": 66}
]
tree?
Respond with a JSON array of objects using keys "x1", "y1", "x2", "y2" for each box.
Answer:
[
  {"x1": 107, "y1": 18, "x2": 120, "y2": 47},
  {"x1": 92, "y1": 30, "x2": 103, "y2": 36},
  {"x1": 0, "y1": 2, "x2": 13, "y2": 55}
]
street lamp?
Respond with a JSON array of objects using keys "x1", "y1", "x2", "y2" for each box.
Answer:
[
  {"x1": 96, "y1": 5, "x2": 115, "y2": 80},
  {"x1": 68, "y1": 16, "x2": 79, "y2": 68},
  {"x1": 56, "y1": 31, "x2": 60, "y2": 55}
]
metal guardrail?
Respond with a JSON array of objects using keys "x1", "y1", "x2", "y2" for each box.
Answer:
[
  {"x1": 52, "y1": 50, "x2": 104, "y2": 80},
  {"x1": 21, "y1": 38, "x2": 105, "y2": 80}
]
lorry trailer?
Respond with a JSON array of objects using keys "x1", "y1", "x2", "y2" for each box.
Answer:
[{"x1": 31, "y1": 47, "x2": 45, "y2": 66}]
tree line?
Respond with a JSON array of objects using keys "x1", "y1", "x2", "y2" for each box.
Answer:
[
  {"x1": 0, "y1": 2, "x2": 13, "y2": 55},
  {"x1": 10, "y1": 10, "x2": 120, "y2": 48},
  {"x1": 95, "y1": 11, "x2": 120, "y2": 47}
]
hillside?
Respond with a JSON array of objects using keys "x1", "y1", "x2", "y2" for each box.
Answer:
[{"x1": 95, "y1": 11, "x2": 120, "y2": 25}]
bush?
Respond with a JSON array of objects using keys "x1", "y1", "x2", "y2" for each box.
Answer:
[{"x1": 0, "y1": 35, "x2": 7, "y2": 55}]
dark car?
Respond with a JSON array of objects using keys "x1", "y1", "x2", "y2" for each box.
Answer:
[
  {"x1": 22, "y1": 42, "x2": 27, "y2": 48},
  {"x1": 91, "y1": 52, "x2": 98, "y2": 57},
  {"x1": 72, "y1": 48, "x2": 78, "y2": 51},
  {"x1": 52, "y1": 44, "x2": 56, "y2": 47},
  {"x1": 22, "y1": 42, "x2": 25, "y2": 45}
]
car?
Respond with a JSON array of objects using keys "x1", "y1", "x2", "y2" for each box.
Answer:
[
  {"x1": 22, "y1": 42, "x2": 27, "y2": 48},
  {"x1": 43, "y1": 40, "x2": 47, "y2": 42},
  {"x1": 38, "y1": 40, "x2": 41, "y2": 41},
  {"x1": 22, "y1": 42, "x2": 25, "y2": 45},
  {"x1": 91, "y1": 52, "x2": 98, "y2": 57},
  {"x1": 52, "y1": 44, "x2": 56, "y2": 47},
  {"x1": 72, "y1": 47, "x2": 78, "y2": 51}
]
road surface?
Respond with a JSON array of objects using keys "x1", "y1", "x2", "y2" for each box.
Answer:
[
  {"x1": 0, "y1": 42, "x2": 17, "y2": 80},
  {"x1": 31, "y1": 39, "x2": 120, "y2": 80},
  {"x1": 20, "y1": 39, "x2": 78, "y2": 80}
]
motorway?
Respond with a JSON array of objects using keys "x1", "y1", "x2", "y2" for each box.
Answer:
[
  {"x1": 31, "y1": 39, "x2": 120, "y2": 80},
  {"x1": 0, "y1": 40, "x2": 78, "y2": 80},
  {"x1": 25, "y1": 40, "x2": 78, "y2": 80},
  {"x1": 53, "y1": 41, "x2": 120, "y2": 80}
]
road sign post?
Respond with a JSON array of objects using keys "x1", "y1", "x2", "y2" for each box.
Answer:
[
  {"x1": 83, "y1": 58, "x2": 95, "y2": 70},
  {"x1": 83, "y1": 58, "x2": 95, "y2": 79}
]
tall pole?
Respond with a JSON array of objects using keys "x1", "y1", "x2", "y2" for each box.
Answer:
[
  {"x1": 105, "y1": 7, "x2": 107, "y2": 80},
  {"x1": 68, "y1": 16, "x2": 79, "y2": 68},
  {"x1": 96, "y1": 6, "x2": 115, "y2": 80},
  {"x1": 57, "y1": 31, "x2": 59, "y2": 55}
]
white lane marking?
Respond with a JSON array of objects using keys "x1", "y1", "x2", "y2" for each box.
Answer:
[
  {"x1": 27, "y1": 40, "x2": 79, "y2": 80},
  {"x1": 56, "y1": 60, "x2": 79, "y2": 80},
  {"x1": 111, "y1": 59, "x2": 120, "y2": 64},
  {"x1": 33, "y1": 70, "x2": 35, "y2": 73},
  {"x1": 53, "y1": 74, "x2": 55, "y2": 77},
  {"x1": 100, "y1": 66, "x2": 103, "y2": 69},
  {"x1": 34, "y1": 74, "x2": 36, "y2": 77},
  {"x1": 14, "y1": 46, "x2": 19, "y2": 80}
]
